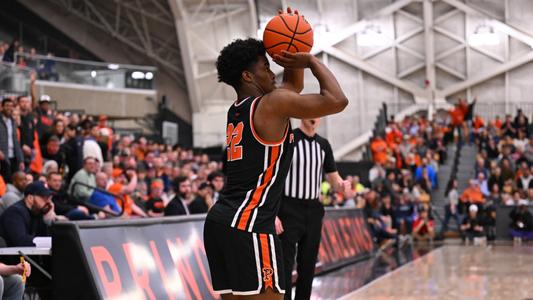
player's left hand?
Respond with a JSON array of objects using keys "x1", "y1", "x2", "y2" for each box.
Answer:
[
  {"x1": 275, "y1": 216, "x2": 284, "y2": 235},
  {"x1": 273, "y1": 51, "x2": 315, "y2": 69}
]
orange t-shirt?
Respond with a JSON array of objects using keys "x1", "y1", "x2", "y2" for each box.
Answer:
[
  {"x1": 493, "y1": 119, "x2": 502, "y2": 129},
  {"x1": 371, "y1": 139, "x2": 389, "y2": 165},
  {"x1": 460, "y1": 187, "x2": 485, "y2": 204},
  {"x1": 473, "y1": 117, "x2": 485, "y2": 129},
  {"x1": 450, "y1": 108, "x2": 464, "y2": 126},
  {"x1": 0, "y1": 175, "x2": 6, "y2": 197},
  {"x1": 108, "y1": 183, "x2": 133, "y2": 216}
]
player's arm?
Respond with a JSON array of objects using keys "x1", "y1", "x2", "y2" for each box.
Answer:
[
  {"x1": 268, "y1": 52, "x2": 348, "y2": 119},
  {"x1": 278, "y1": 7, "x2": 304, "y2": 93}
]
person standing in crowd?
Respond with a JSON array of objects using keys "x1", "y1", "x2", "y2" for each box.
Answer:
[
  {"x1": 0, "y1": 99, "x2": 24, "y2": 183},
  {"x1": 16, "y1": 95, "x2": 36, "y2": 170},
  {"x1": 277, "y1": 118, "x2": 349, "y2": 300},
  {"x1": 165, "y1": 176, "x2": 192, "y2": 216},
  {"x1": 442, "y1": 179, "x2": 461, "y2": 233},
  {"x1": 33, "y1": 95, "x2": 55, "y2": 139},
  {"x1": 0, "y1": 172, "x2": 27, "y2": 215}
]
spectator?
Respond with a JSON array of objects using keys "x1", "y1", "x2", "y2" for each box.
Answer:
[
  {"x1": 41, "y1": 135, "x2": 63, "y2": 170},
  {"x1": 62, "y1": 124, "x2": 84, "y2": 182},
  {"x1": 189, "y1": 182, "x2": 213, "y2": 214},
  {"x1": 460, "y1": 204, "x2": 484, "y2": 244},
  {"x1": 108, "y1": 169, "x2": 146, "y2": 217},
  {"x1": 0, "y1": 181, "x2": 61, "y2": 246},
  {"x1": 509, "y1": 201, "x2": 533, "y2": 243},
  {"x1": 207, "y1": 171, "x2": 224, "y2": 203},
  {"x1": 48, "y1": 172, "x2": 94, "y2": 220},
  {"x1": 414, "y1": 158, "x2": 437, "y2": 189},
  {"x1": 0, "y1": 98, "x2": 24, "y2": 182},
  {"x1": 89, "y1": 172, "x2": 120, "y2": 214},
  {"x1": 165, "y1": 176, "x2": 192, "y2": 216},
  {"x1": 145, "y1": 179, "x2": 165, "y2": 217},
  {"x1": 81, "y1": 120, "x2": 103, "y2": 168},
  {"x1": 68, "y1": 156, "x2": 97, "y2": 201},
  {"x1": 460, "y1": 180, "x2": 485, "y2": 212},
  {"x1": 475, "y1": 172, "x2": 490, "y2": 197},
  {"x1": 412, "y1": 209, "x2": 435, "y2": 242},
  {"x1": 1, "y1": 39, "x2": 19, "y2": 63},
  {"x1": 16, "y1": 95, "x2": 36, "y2": 169},
  {"x1": 0, "y1": 260, "x2": 30, "y2": 300},
  {"x1": 0, "y1": 172, "x2": 27, "y2": 215},
  {"x1": 370, "y1": 135, "x2": 389, "y2": 166},
  {"x1": 34, "y1": 95, "x2": 55, "y2": 139},
  {"x1": 442, "y1": 179, "x2": 461, "y2": 233}
]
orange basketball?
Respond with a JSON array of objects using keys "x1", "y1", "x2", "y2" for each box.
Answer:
[{"x1": 263, "y1": 13, "x2": 313, "y2": 58}]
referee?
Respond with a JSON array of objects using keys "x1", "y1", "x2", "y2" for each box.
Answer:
[{"x1": 277, "y1": 118, "x2": 349, "y2": 300}]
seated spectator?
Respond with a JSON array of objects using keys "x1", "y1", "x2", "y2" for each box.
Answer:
[
  {"x1": 0, "y1": 172, "x2": 27, "y2": 215},
  {"x1": 48, "y1": 172, "x2": 94, "y2": 220},
  {"x1": 414, "y1": 158, "x2": 437, "y2": 189},
  {"x1": 460, "y1": 180, "x2": 485, "y2": 213},
  {"x1": 68, "y1": 156, "x2": 97, "y2": 201},
  {"x1": 41, "y1": 135, "x2": 64, "y2": 169},
  {"x1": 89, "y1": 172, "x2": 121, "y2": 214},
  {"x1": 0, "y1": 181, "x2": 62, "y2": 246},
  {"x1": 413, "y1": 209, "x2": 435, "y2": 242},
  {"x1": 108, "y1": 169, "x2": 146, "y2": 217},
  {"x1": 0, "y1": 260, "x2": 30, "y2": 300},
  {"x1": 189, "y1": 182, "x2": 214, "y2": 214},
  {"x1": 509, "y1": 201, "x2": 533, "y2": 243},
  {"x1": 460, "y1": 205, "x2": 484, "y2": 243},
  {"x1": 395, "y1": 192, "x2": 415, "y2": 236},
  {"x1": 165, "y1": 176, "x2": 192, "y2": 216},
  {"x1": 207, "y1": 171, "x2": 224, "y2": 203},
  {"x1": 475, "y1": 172, "x2": 490, "y2": 197},
  {"x1": 145, "y1": 179, "x2": 165, "y2": 217},
  {"x1": 363, "y1": 191, "x2": 396, "y2": 246}
]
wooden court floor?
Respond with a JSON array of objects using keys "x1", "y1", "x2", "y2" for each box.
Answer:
[{"x1": 340, "y1": 245, "x2": 533, "y2": 300}]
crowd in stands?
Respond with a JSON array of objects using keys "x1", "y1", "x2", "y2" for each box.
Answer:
[
  {"x1": 457, "y1": 107, "x2": 533, "y2": 243},
  {"x1": 0, "y1": 74, "x2": 224, "y2": 248},
  {"x1": 319, "y1": 112, "x2": 449, "y2": 247},
  {"x1": 1, "y1": 38, "x2": 59, "y2": 81}
]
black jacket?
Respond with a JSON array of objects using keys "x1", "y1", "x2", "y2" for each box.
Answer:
[
  {"x1": 0, "y1": 201, "x2": 49, "y2": 247},
  {"x1": 164, "y1": 197, "x2": 189, "y2": 216}
]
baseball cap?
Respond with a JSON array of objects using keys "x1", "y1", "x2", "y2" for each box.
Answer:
[
  {"x1": 469, "y1": 204, "x2": 478, "y2": 213},
  {"x1": 24, "y1": 181, "x2": 52, "y2": 197},
  {"x1": 39, "y1": 95, "x2": 51, "y2": 102}
]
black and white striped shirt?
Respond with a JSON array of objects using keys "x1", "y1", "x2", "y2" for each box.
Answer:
[{"x1": 284, "y1": 128, "x2": 337, "y2": 200}]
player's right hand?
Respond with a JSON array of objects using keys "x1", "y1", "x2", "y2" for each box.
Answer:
[{"x1": 275, "y1": 216, "x2": 284, "y2": 235}]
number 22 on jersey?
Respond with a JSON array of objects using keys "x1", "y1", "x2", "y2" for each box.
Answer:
[{"x1": 226, "y1": 122, "x2": 244, "y2": 161}]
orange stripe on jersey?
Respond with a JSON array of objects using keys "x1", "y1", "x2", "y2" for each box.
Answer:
[
  {"x1": 259, "y1": 234, "x2": 274, "y2": 289},
  {"x1": 237, "y1": 146, "x2": 281, "y2": 230}
]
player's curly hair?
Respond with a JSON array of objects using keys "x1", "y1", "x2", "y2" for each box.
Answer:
[{"x1": 216, "y1": 38, "x2": 266, "y2": 90}]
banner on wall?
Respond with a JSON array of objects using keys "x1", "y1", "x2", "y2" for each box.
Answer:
[{"x1": 53, "y1": 208, "x2": 374, "y2": 299}]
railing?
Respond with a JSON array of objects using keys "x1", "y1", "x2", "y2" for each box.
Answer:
[
  {"x1": 11, "y1": 53, "x2": 156, "y2": 90},
  {"x1": 70, "y1": 181, "x2": 124, "y2": 217},
  {"x1": 473, "y1": 102, "x2": 533, "y2": 121}
]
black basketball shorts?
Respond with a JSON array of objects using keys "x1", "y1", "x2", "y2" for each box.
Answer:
[{"x1": 203, "y1": 219, "x2": 286, "y2": 295}]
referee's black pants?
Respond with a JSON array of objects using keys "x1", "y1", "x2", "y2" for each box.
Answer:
[{"x1": 278, "y1": 196, "x2": 324, "y2": 300}]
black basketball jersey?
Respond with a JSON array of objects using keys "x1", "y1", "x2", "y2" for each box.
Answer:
[{"x1": 207, "y1": 96, "x2": 294, "y2": 234}]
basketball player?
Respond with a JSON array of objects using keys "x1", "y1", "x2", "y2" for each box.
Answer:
[
  {"x1": 276, "y1": 118, "x2": 349, "y2": 300},
  {"x1": 204, "y1": 9, "x2": 348, "y2": 299}
]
